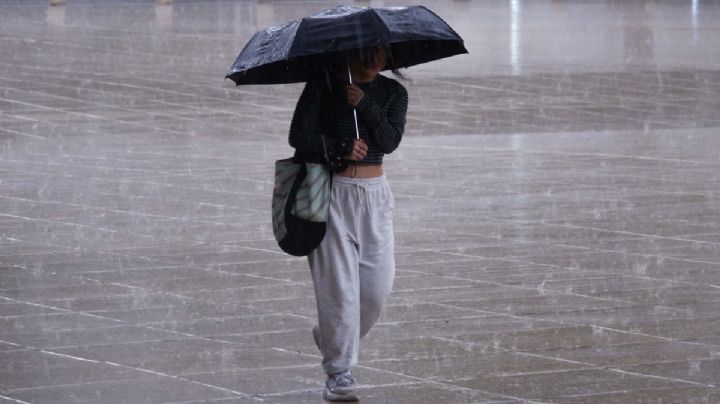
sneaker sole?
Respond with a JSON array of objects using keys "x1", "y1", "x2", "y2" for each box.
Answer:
[{"x1": 323, "y1": 387, "x2": 359, "y2": 402}]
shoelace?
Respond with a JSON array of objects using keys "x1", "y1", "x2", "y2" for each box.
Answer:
[{"x1": 331, "y1": 372, "x2": 355, "y2": 387}]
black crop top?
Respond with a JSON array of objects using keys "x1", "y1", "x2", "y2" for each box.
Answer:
[{"x1": 288, "y1": 73, "x2": 408, "y2": 166}]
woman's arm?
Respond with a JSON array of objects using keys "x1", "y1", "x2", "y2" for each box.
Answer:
[
  {"x1": 354, "y1": 82, "x2": 408, "y2": 154},
  {"x1": 288, "y1": 79, "x2": 353, "y2": 168},
  {"x1": 288, "y1": 80, "x2": 325, "y2": 155}
]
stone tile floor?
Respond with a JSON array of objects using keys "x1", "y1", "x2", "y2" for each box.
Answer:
[{"x1": 1, "y1": 0, "x2": 719, "y2": 403}]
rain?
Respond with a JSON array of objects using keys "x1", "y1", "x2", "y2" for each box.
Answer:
[{"x1": 1, "y1": 0, "x2": 719, "y2": 403}]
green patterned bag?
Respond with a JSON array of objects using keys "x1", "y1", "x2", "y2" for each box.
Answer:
[{"x1": 272, "y1": 158, "x2": 331, "y2": 256}]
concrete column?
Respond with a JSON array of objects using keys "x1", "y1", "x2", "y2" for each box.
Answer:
[
  {"x1": 46, "y1": 1, "x2": 65, "y2": 28},
  {"x1": 623, "y1": 1, "x2": 655, "y2": 66},
  {"x1": 234, "y1": 1, "x2": 257, "y2": 34},
  {"x1": 256, "y1": 0, "x2": 274, "y2": 28},
  {"x1": 155, "y1": 1, "x2": 173, "y2": 29}
]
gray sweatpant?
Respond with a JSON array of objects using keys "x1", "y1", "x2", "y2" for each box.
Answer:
[{"x1": 308, "y1": 174, "x2": 395, "y2": 375}]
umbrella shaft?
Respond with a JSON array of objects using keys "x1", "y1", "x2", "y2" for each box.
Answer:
[
  {"x1": 352, "y1": 109, "x2": 360, "y2": 139},
  {"x1": 348, "y1": 63, "x2": 360, "y2": 140}
]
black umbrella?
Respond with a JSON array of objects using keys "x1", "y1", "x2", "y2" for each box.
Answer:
[{"x1": 225, "y1": 5, "x2": 468, "y2": 85}]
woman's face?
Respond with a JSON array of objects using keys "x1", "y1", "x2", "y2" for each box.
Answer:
[
  {"x1": 370, "y1": 48, "x2": 388, "y2": 71},
  {"x1": 360, "y1": 47, "x2": 388, "y2": 76}
]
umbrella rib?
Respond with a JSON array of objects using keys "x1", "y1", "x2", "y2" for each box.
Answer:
[{"x1": 369, "y1": 9, "x2": 391, "y2": 45}]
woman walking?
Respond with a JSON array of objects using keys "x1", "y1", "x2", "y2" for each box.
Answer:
[{"x1": 288, "y1": 46, "x2": 408, "y2": 401}]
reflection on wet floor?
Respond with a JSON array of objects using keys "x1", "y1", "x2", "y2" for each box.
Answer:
[{"x1": 0, "y1": 1, "x2": 719, "y2": 403}]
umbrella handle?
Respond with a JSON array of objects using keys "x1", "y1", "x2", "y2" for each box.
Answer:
[{"x1": 347, "y1": 63, "x2": 360, "y2": 140}]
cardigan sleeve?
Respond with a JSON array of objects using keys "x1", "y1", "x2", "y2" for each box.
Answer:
[
  {"x1": 288, "y1": 79, "x2": 353, "y2": 168},
  {"x1": 354, "y1": 80, "x2": 408, "y2": 154},
  {"x1": 288, "y1": 80, "x2": 353, "y2": 171},
  {"x1": 288, "y1": 79, "x2": 327, "y2": 156}
]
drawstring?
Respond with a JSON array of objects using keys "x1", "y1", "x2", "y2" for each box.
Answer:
[
  {"x1": 333, "y1": 176, "x2": 385, "y2": 215},
  {"x1": 355, "y1": 183, "x2": 371, "y2": 214}
]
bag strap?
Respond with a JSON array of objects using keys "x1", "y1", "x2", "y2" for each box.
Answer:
[
  {"x1": 285, "y1": 162, "x2": 308, "y2": 219},
  {"x1": 319, "y1": 134, "x2": 334, "y2": 188}
]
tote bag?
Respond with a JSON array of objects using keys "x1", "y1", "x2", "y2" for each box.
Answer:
[{"x1": 272, "y1": 158, "x2": 331, "y2": 256}]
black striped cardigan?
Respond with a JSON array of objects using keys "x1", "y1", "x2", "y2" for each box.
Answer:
[{"x1": 288, "y1": 73, "x2": 408, "y2": 168}]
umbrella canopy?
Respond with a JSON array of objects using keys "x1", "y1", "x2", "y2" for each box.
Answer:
[{"x1": 226, "y1": 5, "x2": 468, "y2": 85}]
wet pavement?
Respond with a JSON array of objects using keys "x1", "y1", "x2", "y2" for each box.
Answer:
[{"x1": 1, "y1": 0, "x2": 720, "y2": 403}]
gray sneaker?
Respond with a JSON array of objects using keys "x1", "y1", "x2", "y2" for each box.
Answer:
[{"x1": 323, "y1": 370, "x2": 358, "y2": 402}]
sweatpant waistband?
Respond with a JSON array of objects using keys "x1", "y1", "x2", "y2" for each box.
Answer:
[{"x1": 332, "y1": 174, "x2": 387, "y2": 188}]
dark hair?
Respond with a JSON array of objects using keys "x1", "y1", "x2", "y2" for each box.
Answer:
[
  {"x1": 319, "y1": 46, "x2": 407, "y2": 90},
  {"x1": 353, "y1": 46, "x2": 407, "y2": 80},
  {"x1": 355, "y1": 46, "x2": 382, "y2": 69}
]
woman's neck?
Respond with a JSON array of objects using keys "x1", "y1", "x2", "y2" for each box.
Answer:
[{"x1": 349, "y1": 63, "x2": 377, "y2": 83}]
